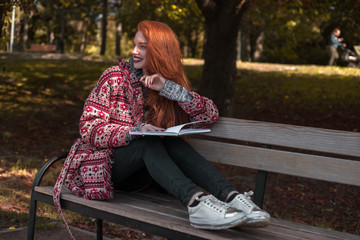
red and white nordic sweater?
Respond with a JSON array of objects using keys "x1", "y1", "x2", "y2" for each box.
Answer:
[{"x1": 54, "y1": 58, "x2": 219, "y2": 201}]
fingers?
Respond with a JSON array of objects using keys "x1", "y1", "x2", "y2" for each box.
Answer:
[
  {"x1": 140, "y1": 75, "x2": 151, "y2": 88},
  {"x1": 140, "y1": 74, "x2": 165, "y2": 91},
  {"x1": 140, "y1": 75, "x2": 153, "y2": 87}
]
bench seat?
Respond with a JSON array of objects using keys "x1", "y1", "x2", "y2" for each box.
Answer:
[{"x1": 33, "y1": 186, "x2": 359, "y2": 240}]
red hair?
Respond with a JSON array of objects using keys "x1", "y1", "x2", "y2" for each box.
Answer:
[{"x1": 138, "y1": 20, "x2": 190, "y2": 128}]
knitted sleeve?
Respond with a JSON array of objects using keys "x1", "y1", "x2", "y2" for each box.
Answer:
[
  {"x1": 159, "y1": 80, "x2": 193, "y2": 102},
  {"x1": 79, "y1": 66, "x2": 133, "y2": 148},
  {"x1": 158, "y1": 80, "x2": 218, "y2": 127},
  {"x1": 178, "y1": 91, "x2": 219, "y2": 128}
]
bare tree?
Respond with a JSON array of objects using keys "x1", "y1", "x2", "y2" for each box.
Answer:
[
  {"x1": 195, "y1": 0, "x2": 249, "y2": 116},
  {"x1": 100, "y1": 0, "x2": 108, "y2": 55}
]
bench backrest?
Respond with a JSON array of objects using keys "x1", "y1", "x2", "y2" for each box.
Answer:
[
  {"x1": 27, "y1": 44, "x2": 57, "y2": 52},
  {"x1": 187, "y1": 117, "x2": 360, "y2": 187}
]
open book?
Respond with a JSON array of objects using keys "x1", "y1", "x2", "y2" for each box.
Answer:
[{"x1": 129, "y1": 120, "x2": 211, "y2": 136}]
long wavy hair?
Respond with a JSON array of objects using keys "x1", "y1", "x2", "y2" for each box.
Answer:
[{"x1": 138, "y1": 20, "x2": 190, "y2": 128}]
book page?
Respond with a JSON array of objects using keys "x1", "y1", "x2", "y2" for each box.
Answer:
[
  {"x1": 178, "y1": 128, "x2": 211, "y2": 135},
  {"x1": 165, "y1": 120, "x2": 205, "y2": 134},
  {"x1": 129, "y1": 120, "x2": 209, "y2": 136}
]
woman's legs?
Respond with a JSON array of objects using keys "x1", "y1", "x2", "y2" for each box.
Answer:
[
  {"x1": 111, "y1": 139, "x2": 147, "y2": 189},
  {"x1": 111, "y1": 137, "x2": 202, "y2": 206},
  {"x1": 162, "y1": 137, "x2": 237, "y2": 202},
  {"x1": 141, "y1": 137, "x2": 202, "y2": 205},
  {"x1": 112, "y1": 136, "x2": 248, "y2": 229},
  {"x1": 162, "y1": 137, "x2": 270, "y2": 228}
]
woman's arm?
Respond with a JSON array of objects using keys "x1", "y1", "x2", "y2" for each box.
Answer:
[
  {"x1": 178, "y1": 90, "x2": 219, "y2": 127},
  {"x1": 79, "y1": 66, "x2": 134, "y2": 148},
  {"x1": 160, "y1": 80, "x2": 219, "y2": 127},
  {"x1": 140, "y1": 74, "x2": 219, "y2": 127}
]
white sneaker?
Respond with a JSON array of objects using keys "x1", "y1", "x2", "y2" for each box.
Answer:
[
  {"x1": 188, "y1": 195, "x2": 247, "y2": 230},
  {"x1": 228, "y1": 191, "x2": 270, "y2": 228}
]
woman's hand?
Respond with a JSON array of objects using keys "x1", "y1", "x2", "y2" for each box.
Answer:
[
  {"x1": 141, "y1": 124, "x2": 165, "y2": 132},
  {"x1": 140, "y1": 74, "x2": 166, "y2": 91}
]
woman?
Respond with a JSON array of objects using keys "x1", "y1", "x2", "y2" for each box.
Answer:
[{"x1": 54, "y1": 20, "x2": 270, "y2": 236}]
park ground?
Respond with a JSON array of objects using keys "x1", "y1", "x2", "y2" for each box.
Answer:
[{"x1": 0, "y1": 52, "x2": 359, "y2": 239}]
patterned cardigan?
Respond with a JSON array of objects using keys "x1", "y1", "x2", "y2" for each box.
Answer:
[{"x1": 53, "y1": 58, "x2": 219, "y2": 235}]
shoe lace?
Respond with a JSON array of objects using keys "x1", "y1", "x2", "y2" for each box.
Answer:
[
  {"x1": 238, "y1": 191, "x2": 259, "y2": 211},
  {"x1": 197, "y1": 195, "x2": 229, "y2": 213},
  {"x1": 244, "y1": 190, "x2": 254, "y2": 199}
]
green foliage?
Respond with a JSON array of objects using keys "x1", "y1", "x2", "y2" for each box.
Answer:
[
  {"x1": 17, "y1": 0, "x2": 102, "y2": 52},
  {"x1": 319, "y1": 0, "x2": 360, "y2": 48},
  {"x1": 116, "y1": 0, "x2": 204, "y2": 58},
  {"x1": 3, "y1": 0, "x2": 360, "y2": 65},
  {"x1": 3, "y1": 0, "x2": 204, "y2": 57},
  {"x1": 241, "y1": 0, "x2": 360, "y2": 64}
]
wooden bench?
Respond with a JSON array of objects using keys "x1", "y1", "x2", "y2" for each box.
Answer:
[
  {"x1": 27, "y1": 117, "x2": 360, "y2": 240},
  {"x1": 25, "y1": 44, "x2": 57, "y2": 53}
]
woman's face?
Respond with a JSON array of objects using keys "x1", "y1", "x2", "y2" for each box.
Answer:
[{"x1": 132, "y1": 31, "x2": 147, "y2": 70}]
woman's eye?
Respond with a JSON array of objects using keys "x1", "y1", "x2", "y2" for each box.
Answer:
[{"x1": 132, "y1": 43, "x2": 147, "y2": 50}]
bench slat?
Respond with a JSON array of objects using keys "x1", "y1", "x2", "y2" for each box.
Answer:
[
  {"x1": 188, "y1": 139, "x2": 360, "y2": 187},
  {"x1": 35, "y1": 186, "x2": 359, "y2": 240},
  {"x1": 25, "y1": 44, "x2": 57, "y2": 52},
  {"x1": 208, "y1": 117, "x2": 360, "y2": 158}
]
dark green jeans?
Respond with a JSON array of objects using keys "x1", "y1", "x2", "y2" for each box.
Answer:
[{"x1": 111, "y1": 136, "x2": 237, "y2": 206}]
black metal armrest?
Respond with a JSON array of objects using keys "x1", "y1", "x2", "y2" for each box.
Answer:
[
  {"x1": 28, "y1": 152, "x2": 68, "y2": 240},
  {"x1": 31, "y1": 152, "x2": 68, "y2": 190}
]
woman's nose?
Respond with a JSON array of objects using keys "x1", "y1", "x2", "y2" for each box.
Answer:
[{"x1": 132, "y1": 47, "x2": 138, "y2": 55}]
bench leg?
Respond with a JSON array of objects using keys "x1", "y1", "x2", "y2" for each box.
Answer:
[
  {"x1": 253, "y1": 170, "x2": 267, "y2": 208},
  {"x1": 96, "y1": 218, "x2": 103, "y2": 240},
  {"x1": 27, "y1": 197, "x2": 37, "y2": 240}
]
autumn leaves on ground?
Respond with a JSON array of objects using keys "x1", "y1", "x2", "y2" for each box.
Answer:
[{"x1": 0, "y1": 53, "x2": 359, "y2": 238}]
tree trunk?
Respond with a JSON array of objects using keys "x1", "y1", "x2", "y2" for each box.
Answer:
[
  {"x1": 237, "y1": 29, "x2": 241, "y2": 60},
  {"x1": 59, "y1": 7, "x2": 65, "y2": 53},
  {"x1": 189, "y1": 29, "x2": 200, "y2": 58},
  {"x1": 253, "y1": 31, "x2": 264, "y2": 62},
  {"x1": 115, "y1": 22, "x2": 122, "y2": 56},
  {"x1": 196, "y1": 0, "x2": 249, "y2": 116},
  {"x1": 0, "y1": 12, "x2": 5, "y2": 38},
  {"x1": 22, "y1": 15, "x2": 28, "y2": 50},
  {"x1": 0, "y1": 0, "x2": 10, "y2": 38},
  {"x1": 14, "y1": 7, "x2": 21, "y2": 51},
  {"x1": 100, "y1": 0, "x2": 108, "y2": 55},
  {"x1": 80, "y1": 21, "x2": 86, "y2": 54},
  {"x1": 192, "y1": 30, "x2": 200, "y2": 58},
  {"x1": 242, "y1": 30, "x2": 251, "y2": 62}
]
